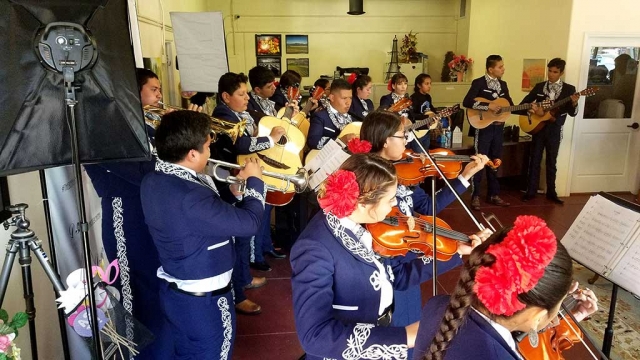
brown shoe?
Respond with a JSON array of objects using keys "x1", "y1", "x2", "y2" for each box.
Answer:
[
  {"x1": 471, "y1": 196, "x2": 481, "y2": 210},
  {"x1": 235, "y1": 299, "x2": 262, "y2": 315},
  {"x1": 244, "y1": 277, "x2": 267, "y2": 290},
  {"x1": 488, "y1": 195, "x2": 510, "y2": 207}
]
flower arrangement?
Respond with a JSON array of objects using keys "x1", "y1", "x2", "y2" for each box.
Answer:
[
  {"x1": 448, "y1": 55, "x2": 473, "y2": 78},
  {"x1": 0, "y1": 309, "x2": 27, "y2": 360},
  {"x1": 400, "y1": 31, "x2": 419, "y2": 63}
]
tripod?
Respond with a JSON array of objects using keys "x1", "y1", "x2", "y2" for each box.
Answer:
[{"x1": 0, "y1": 203, "x2": 66, "y2": 359}]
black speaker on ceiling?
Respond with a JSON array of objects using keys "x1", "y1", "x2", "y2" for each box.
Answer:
[{"x1": 347, "y1": 0, "x2": 365, "y2": 15}]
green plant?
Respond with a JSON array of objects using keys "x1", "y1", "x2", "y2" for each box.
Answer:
[{"x1": 0, "y1": 309, "x2": 27, "y2": 360}]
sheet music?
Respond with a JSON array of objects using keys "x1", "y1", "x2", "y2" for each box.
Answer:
[
  {"x1": 561, "y1": 195, "x2": 640, "y2": 275},
  {"x1": 304, "y1": 140, "x2": 350, "y2": 191},
  {"x1": 609, "y1": 223, "x2": 640, "y2": 296}
]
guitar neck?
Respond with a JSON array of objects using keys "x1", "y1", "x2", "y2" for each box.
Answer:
[
  {"x1": 500, "y1": 103, "x2": 532, "y2": 113},
  {"x1": 547, "y1": 96, "x2": 573, "y2": 111},
  {"x1": 283, "y1": 105, "x2": 295, "y2": 119},
  {"x1": 409, "y1": 115, "x2": 441, "y2": 130}
]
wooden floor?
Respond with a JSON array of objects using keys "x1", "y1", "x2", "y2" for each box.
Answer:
[{"x1": 232, "y1": 188, "x2": 638, "y2": 360}]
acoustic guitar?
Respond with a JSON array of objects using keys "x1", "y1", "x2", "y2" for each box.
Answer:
[
  {"x1": 518, "y1": 87, "x2": 598, "y2": 135},
  {"x1": 408, "y1": 104, "x2": 460, "y2": 138},
  {"x1": 304, "y1": 122, "x2": 362, "y2": 165},
  {"x1": 466, "y1": 98, "x2": 552, "y2": 129},
  {"x1": 289, "y1": 86, "x2": 325, "y2": 138},
  {"x1": 237, "y1": 86, "x2": 306, "y2": 206}
]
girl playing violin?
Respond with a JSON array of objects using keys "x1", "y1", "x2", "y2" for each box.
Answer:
[
  {"x1": 413, "y1": 215, "x2": 598, "y2": 360},
  {"x1": 360, "y1": 110, "x2": 491, "y2": 331},
  {"x1": 348, "y1": 73, "x2": 374, "y2": 121},
  {"x1": 290, "y1": 153, "x2": 487, "y2": 360}
]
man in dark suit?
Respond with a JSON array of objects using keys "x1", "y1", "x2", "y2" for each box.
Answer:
[
  {"x1": 520, "y1": 58, "x2": 579, "y2": 204},
  {"x1": 307, "y1": 78, "x2": 355, "y2": 150},
  {"x1": 463, "y1": 55, "x2": 515, "y2": 210},
  {"x1": 247, "y1": 65, "x2": 278, "y2": 117}
]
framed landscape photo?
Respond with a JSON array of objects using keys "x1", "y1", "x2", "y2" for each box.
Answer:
[
  {"x1": 255, "y1": 34, "x2": 281, "y2": 57},
  {"x1": 286, "y1": 35, "x2": 308, "y2": 54},
  {"x1": 286, "y1": 58, "x2": 309, "y2": 77},
  {"x1": 257, "y1": 57, "x2": 282, "y2": 76}
]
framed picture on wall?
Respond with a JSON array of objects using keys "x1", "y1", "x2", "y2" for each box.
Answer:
[
  {"x1": 257, "y1": 57, "x2": 282, "y2": 76},
  {"x1": 286, "y1": 35, "x2": 308, "y2": 54},
  {"x1": 286, "y1": 58, "x2": 310, "y2": 77},
  {"x1": 522, "y1": 59, "x2": 547, "y2": 91},
  {"x1": 0, "y1": 177, "x2": 10, "y2": 223},
  {"x1": 255, "y1": 34, "x2": 281, "y2": 57}
]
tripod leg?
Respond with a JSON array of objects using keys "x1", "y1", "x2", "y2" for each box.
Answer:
[
  {"x1": 18, "y1": 241, "x2": 39, "y2": 360},
  {"x1": 0, "y1": 240, "x2": 20, "y2": 307},
  {"x1": 28, "y1": 238, "x2": 65, "y2": 293}
]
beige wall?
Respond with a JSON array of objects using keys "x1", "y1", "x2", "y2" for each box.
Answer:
[{"x1": 208, "y1": 0, "x2": 462, "y2": 87}]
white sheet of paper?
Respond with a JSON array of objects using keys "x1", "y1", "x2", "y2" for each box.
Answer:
[
  {"x1": 304, "y1": 140, "x2": 350, "y2": 191},
  {"x1": 170, "y1": 12, "x2": 228, "y2": 93}
]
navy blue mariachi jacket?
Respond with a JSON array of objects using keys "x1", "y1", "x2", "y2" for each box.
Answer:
[
  {"x1": 518, "y1": 81, "x2": 578, "y2": 127},
  {"x1": 141, "y1": 160, "x2": 266, "y2": 281},
  {"x1": 395, "y1": 178, "x2": 467, "y2": 217},
  {"x1": 307, "y1": 107, "x2": 352, "y2": 150},
  {"x1": 290, "y1": 212, "x2": 462, "y2": 360},
  {"x1": 349, "y1": 97, "x2": 374, "y2": 122},
  {"x1": 379, "y1": 93, "x2": 414, "y2": 121},
  {"x1": 413, "y1": 295, "x2": 523, "y2": 359},
  {"x1": 463, "y1": 76, "x2": 514, "y2": 114},
  {"x1": 212, "y1": 103, "x2": 272, "y2": 162},
  {"x1": 269, "y1": 86, "x2": 288, "y2": 111}
]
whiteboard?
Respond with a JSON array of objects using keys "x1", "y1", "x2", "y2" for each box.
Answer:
[{"x1": 170, "y1": 12, "x2": 228, "y2": 93}]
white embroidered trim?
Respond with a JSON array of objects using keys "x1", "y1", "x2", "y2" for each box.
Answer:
[
  {"x1": 250, "y1": 236, "x2": 256, "y2": 263},
  {"x1": 326, "y1": 213, "x2": 376, "y2": 263},
  {"x1": 369, "y1": 270, "x2": 383, "y2": 291},
  {"x1": 155, "y1": 159, "x2": 219, "y2": 195},
  {"x1": 396, "y1": 185, "x2": 414, "y2": 216},
  {"x1": 245, "y1": 187, "x2": 266, "y2": 207},
  {"x1": 386, "y1": 265, "x2": 395, "y2": 283},
  {"x1": 248, "y1": 137, "x2": 271, "y2": 152},
  {"x1": 317, "y1": 136, "x2": 330, "y2": 149},
  {"x1": 112, "y1": 198, "x2": 135, "y2": 343},
  {"x1": 420, "y1": 255, "x2": 433, "y2": 265},
  {"x1": 327, "y1": 106, "x2": 352, "y2": 130},
  {"x1": 472, "y1": 100, "x2": 489, "y2": 111},
  {"x1": 342, "y1": 323, "x2": 408, "y2": 360},
  {"x1": 218, "y1": 296, "x2": 232, "y2": 360}
]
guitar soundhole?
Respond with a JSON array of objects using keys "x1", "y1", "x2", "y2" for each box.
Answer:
[{"x1": 277, "y1": 135, "x2": 288, "y2": 146}]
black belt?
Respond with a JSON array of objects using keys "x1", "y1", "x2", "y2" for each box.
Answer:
[
  {"x1": 377, "y1": 302, "x2": 395, "y2": 327},
  {"x1": 168, "y1": 281, "x2": 231, "y2": 297},
  {"x1": 492, "y1": 121, "x2": 504, "y2": 126}
]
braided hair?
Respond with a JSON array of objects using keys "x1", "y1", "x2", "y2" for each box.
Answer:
[{"x1": 423, "y1": 227, "x2": 573, "y2": 360}]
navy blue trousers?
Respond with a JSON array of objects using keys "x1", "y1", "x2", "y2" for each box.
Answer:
[
  {"x1": 472, "y1": 124, "x2": 504, "y2": 198},
  {"x1": 160, "y1": 284, "x2": 236, "y2": 360},
  {"x1": 232, "y1": 236, "x2": 252, "y2": 304},
  {"x1": 101, "y1": 196, "x2": 173, "y2": 360},
  {"x1": 525, "y1": 122, "x2": 562, "y2": 197},
  {"x1": 252, "y1": 204, "x2": 275, "y2": 263}
]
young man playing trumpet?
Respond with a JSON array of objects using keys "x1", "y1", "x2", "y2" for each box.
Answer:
[{"x1": 141, "y1": 110, "x2": 265, "y2": 359}]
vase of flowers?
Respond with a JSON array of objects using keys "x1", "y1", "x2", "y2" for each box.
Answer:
[
  {"x1": 448, "y1": 54, "x2": 473, "y2": 82},
  {"x1": 400, "y1": 31, "x2": 419, "y2": 63},
  {"x1": 0, "y1": 309, "x2": 27, "y2": 360}
]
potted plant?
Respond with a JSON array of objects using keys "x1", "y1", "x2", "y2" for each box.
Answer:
[
  {"x1": 448, "y1": 54, "x2": 473, "y2": 82},
  {"x1": 400, "y1": 31, "x2": 419, "y2": 63}
]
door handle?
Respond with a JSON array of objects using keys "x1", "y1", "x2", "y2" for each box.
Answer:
[{"x1": 628, "y1": 122, "x2": 639, "y2": 130}]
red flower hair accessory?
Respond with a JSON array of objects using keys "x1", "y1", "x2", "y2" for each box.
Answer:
[
  {"x1": 347, "y1": 73, "x2": 358, "y2": 85},
  {"x1": 274, "y1": 81, "x2": 280, "y2": 88},
  {"x1": 387, "y1": 79, "x2": 394, "y2": 92},
  {"x1": 347, "y1": 138, "x2": 372, "y2": 154},
  {"x1": 318, "y1": 170, "x2": 360, "y2": 218},
  {"x1": 474, "y1": 215, "x2": 557, "y2": 316}
]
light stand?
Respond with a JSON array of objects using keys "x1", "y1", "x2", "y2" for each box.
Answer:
[
  {"x1": 409, "y1": 130, "x2": 486, "y2": 295},
  {"x1": 36, "y1": 22, "x2": 104, "y2": 359},
  {"x1": 0, "y1": 204, "x2": 66, "y2": 359}
]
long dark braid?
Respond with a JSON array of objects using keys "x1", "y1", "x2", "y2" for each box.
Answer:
[{"x1": 423, "y1": 228, "x2": 506, "y2": 360}]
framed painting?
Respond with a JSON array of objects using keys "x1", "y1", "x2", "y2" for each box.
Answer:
[
  {"x1": 255, "y1": 34, "x2": 281, "y2": 57},
  {"x1": 286, "y1": 35, "x2": 308, "y2": 54},
  {"x1": 286, "y1": 58, "x2": 309, "y2": 77},
  {"x1": 257, "y1": 57, "x2": 282, "y2": 77},
  {"x1": 522, "y1": 59, "x2": 547, "y2": 91}
]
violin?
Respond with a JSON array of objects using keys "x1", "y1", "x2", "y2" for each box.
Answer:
[
  {"x1": 393, "y1": 148, "x2": 502, "y2": 186},
  {"x1": 366, "y1": 207, "x2": 471, "y2": 259},
  {"x1": 517, "y1": 293, "x2": 591, "y2": 360}
]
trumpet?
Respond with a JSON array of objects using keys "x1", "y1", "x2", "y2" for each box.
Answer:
[
  {"x1": 143, "y1": 102, "x2": 246, "y2": 144},
  {"x1": 207, "y1": 159, "x2": 308, "y2": 194}
]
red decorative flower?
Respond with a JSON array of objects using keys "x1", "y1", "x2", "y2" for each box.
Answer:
[
  {"x1": 474, "y1": 215, "x2": 557, "y2": 316},
  {"x1": 347, "y1": 138, "x2": 372, "y2": 154},
  {"x1": 387, "y1": 79, "x2": 393, "y2": 92},
  {"x1": 274, "y1": 81, "x2": 280, "y2": 88},
  {"x1": 318, "y1": 170, "x2": 360, "y2": 218},
  {"x1": 347, "y1": 73, "x2": 357, "y2": 85}
]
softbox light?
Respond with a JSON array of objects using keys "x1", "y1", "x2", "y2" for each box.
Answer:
[{"x1": 0, "y1": 0, "x2": 150, "y2": 177}]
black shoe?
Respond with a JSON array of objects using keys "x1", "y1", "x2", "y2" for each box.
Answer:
[
  {"x1": 471, "y1": 196, "x2": 481, "y2": 210},
  {"x1": 521, "y1": 194, "x2": 534, "y2": 202},
  {"x1": 546, "y1": 195, "x2": 564, "y2": 205},
  {"x1": 250, "y1": 261, "x2": 272, "y2": 272},
  {"x1": 265, "y1": 249, "x2": 287, "y2": 259}
]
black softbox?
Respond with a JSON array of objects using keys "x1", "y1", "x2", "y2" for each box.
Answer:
[{"x1": 0, "y1": 0, "x2": 150, "y2": 177}]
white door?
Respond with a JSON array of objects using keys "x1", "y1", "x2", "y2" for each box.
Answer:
[{"x1": 569, "y1": 34, "x2": 640, "y2": 194}]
